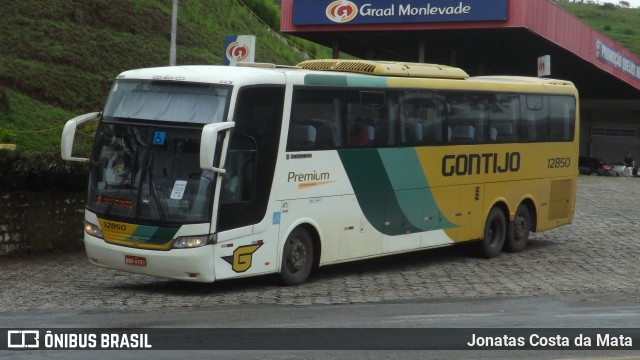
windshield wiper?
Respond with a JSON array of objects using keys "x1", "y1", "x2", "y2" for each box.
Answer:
[
  {"x1": 146, "y1": 169, "x2": 168, "y2": 221},
  {"x1": 104, "y1": 165, "x2": 134, "y2": 218},
  {"x1": 103, "y1": 145, "x2": 140, "y2": 218}
]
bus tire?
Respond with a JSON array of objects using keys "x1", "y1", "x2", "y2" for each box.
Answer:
[
  {"x1": 280, "y1": 227, "x2": 314, "y2": 286},
  {"x1": 481, "y1": 207, "x2": 506, "y2": 258},
  {"x1": 506, "y1": 203, "x2": 530, "y2": 253}
]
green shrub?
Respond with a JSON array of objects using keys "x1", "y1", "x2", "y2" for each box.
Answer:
[
  {"x1": 0, "y1": 129, "x2": 16, "y2": 143},
  {"x1": 0, "y1": 151, "x2": 89, "y2": 192},
  {"x1": 0, "y1": 87, "x2": 9, "y2": 111}
]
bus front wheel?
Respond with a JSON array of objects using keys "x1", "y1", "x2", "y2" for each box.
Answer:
[
  {"x1": 481, "y1": 207, "x2": 506, "y2": 258},
  {"x1": 506, "y1": 204, "x2": 531, "y2": 252},
  {"x1": 280, "y1": 227, "x2": 314, "y2": 286}
]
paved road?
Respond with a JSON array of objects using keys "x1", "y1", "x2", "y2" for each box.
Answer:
[
  {"x1": 0, "y1": 176, "x2": 639, "y2": 313},
  {"x1": 2, "y1": 293, "x2": 640, "y2": 359}
]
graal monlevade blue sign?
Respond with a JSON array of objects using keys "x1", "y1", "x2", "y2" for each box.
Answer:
[{"x1": 293, "y1": 0, "x2": 508, "y2": 25}]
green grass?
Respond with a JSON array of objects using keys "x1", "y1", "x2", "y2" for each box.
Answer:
[
  {"x1": 0, "y1": 89, "x2": 93, "y2": 155},
  {"x1": 554, "y1": 0, "x2": 640, "y2": 56},
  {"x1": 0, "y1": 0, "x2": 315, "y2": 154}
]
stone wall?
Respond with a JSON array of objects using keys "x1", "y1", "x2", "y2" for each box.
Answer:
[{"x1": 0, "y1": 192, "x2": 85, "y2": 255}]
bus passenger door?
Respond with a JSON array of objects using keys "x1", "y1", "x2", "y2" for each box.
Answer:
[
  {"x1": 213, "y1": 86, "x2": 285, "y2": 279},
  {"x1": 217, "y1": 85, "x2": 284, "y2": 234}
]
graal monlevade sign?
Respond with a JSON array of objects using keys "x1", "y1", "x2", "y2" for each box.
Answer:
[{"x1": 293, "y1": 0, "x2": 508, "y2": 25}]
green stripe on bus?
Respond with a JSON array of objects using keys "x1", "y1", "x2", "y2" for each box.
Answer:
[
  {"x1": 304, "y1": 74, "x2": 348, "y2": 86},
  {"x1": 338, "y1": 148, "x2": 454, "y2": 236},
  {"x1": 346, "y1": 76, "x2": 387, "y2": 87},
  {"x1": 304, "y1": 74, "x2": 388, "y2": 87},
  {"x1": 378, "y1": 148, "x2": 427, "y2": 190},
  {"x1": 133, "y1": 225, "x2": 178, "y2": 244},
  {"x1": 378, "y1": 148, "x2": 456, "y2": 231}
]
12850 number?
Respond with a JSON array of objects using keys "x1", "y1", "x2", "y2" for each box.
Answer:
[
  {"x1": 104, "y1": 221, "x2": 127, "y2": 231},
  {"x1": 547, "y1": 157, "x2": 571, "y2": 169}
]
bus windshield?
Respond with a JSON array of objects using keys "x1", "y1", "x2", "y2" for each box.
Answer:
[
  {"x1": 103, "y1": 80, "x2": 229, "y2": 124},
  {"x1": 87, "y1": 123, "x2": 216, "y2": 225},
  {"x1": 86, "y1": 80, "x2": 231, "y2": 225}
]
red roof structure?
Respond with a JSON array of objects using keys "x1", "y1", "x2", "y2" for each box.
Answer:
[{"x1": 281, "y1": 0, "x2": 640, "y2": 99}]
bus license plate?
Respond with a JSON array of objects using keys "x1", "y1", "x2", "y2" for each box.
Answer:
[{"x1": 125, "y1": 255, "x2": 147, "y2": 267}]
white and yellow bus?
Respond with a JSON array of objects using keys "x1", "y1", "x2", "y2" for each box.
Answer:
[{"x1": 62, "y1": 59, "x2": 578, "y2": 285}]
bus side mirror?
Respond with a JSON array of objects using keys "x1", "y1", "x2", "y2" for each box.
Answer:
[
  {"x1": 61, "y1": 112, "x2": 100, "y2": 162},
  {"x1": 200, "y1": 122, "x2": 235, "y2": 174}
]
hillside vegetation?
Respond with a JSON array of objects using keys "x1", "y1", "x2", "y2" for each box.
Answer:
[
  {"x1": 0, "y1": 0, "x2": 639, "y2": 156},
  {"x1": 554, "y1": 0, "x2": 640, "y2": 55},
  {"x1": 0, "y1": 0, "x2": 314, "y2": 155}
]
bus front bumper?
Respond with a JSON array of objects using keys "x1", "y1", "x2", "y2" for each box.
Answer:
[{"x1": 84, "y1": 235, "x2": 216, "y2": 283}]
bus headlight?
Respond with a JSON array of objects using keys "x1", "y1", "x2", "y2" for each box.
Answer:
[
  {"x1": 84, "y1": 220, "x2": 104, "y2": 239},
  {"x1": 172, "y1": 235, "x2": 215, "y2": 249}
]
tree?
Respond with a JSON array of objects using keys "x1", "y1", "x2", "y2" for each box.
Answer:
[{"x1": 599, "y1": 2, "x2": 616, "y2": 10}]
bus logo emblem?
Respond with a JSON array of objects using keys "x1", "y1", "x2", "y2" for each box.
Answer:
[
  {"x1": 222, "y1": 244, "x2": 263, "y2": 273},
  {"x1": 326, "y1": 0, "x2": 358, "y2": 23},
  {"x1": 226, "y1": 42, "x2": 249, "y2": 61}
]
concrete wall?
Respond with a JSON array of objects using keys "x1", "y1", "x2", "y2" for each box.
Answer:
[{"x1": 0, "y1": 192, "x2": 85, "y2": 255}]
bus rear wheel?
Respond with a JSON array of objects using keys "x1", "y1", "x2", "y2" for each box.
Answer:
[
  {"x1": 506, "y1": 203, "x2": 531, "y2": 252},
  {"x1": 481, "y1": 207, "x2": 506, "y2": 258},
  {"x1": 280, "y1": 227, "x2": 314, "y2": 286}
]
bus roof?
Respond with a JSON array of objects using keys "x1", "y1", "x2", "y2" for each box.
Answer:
[
  {"x1": 114, "y1": 61, "x2": 576, "y2": 94},
  {"x1": 115, "y1": 65, "x2": 287, "y2": 85},
  {"x1": 469, "y1": 75, "x2": 575, "y2": 87}
]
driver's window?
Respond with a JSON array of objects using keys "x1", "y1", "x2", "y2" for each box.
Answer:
[
  {"x1": 221, "y1": 151, "x2": 242, "y2": 204},
  {"x1": 220, "y1": 148, "x2": 255, "y2": 204}
]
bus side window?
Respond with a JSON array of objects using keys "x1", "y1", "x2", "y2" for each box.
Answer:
[
  {"x1": 292, "y1": 124, "x2": 317, "y2": 149},
  {"x1": 289, "y1": 88, "x2": 344, "y2": 151},
  {"x1": 521, "y1": 95, "x2": 546, "y2": 142},
  {"x1": 398, "y1": 90, "x2": 444, "y2": 146},
  {"x1": 446, "y1": 92, "x2": 487, "y2": 144},
  {"x1": 314, "y1": 122, "x2": 337, "y2": 148},
  {"x1": 380, "y1": 93, "x2": 399, "y2": 147},
  {"x1": 450, "y1": 124, "x2": 476, "y2": 143},
  {"x1": 488, "y1": 95, "x2": 519, "y2": 142},
  {"x1": 549, "y1": 96, "x2": 575, "y2": 141},
  {"x1": 490, "y1": 122, "x2": 515, "y2": 142}
]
